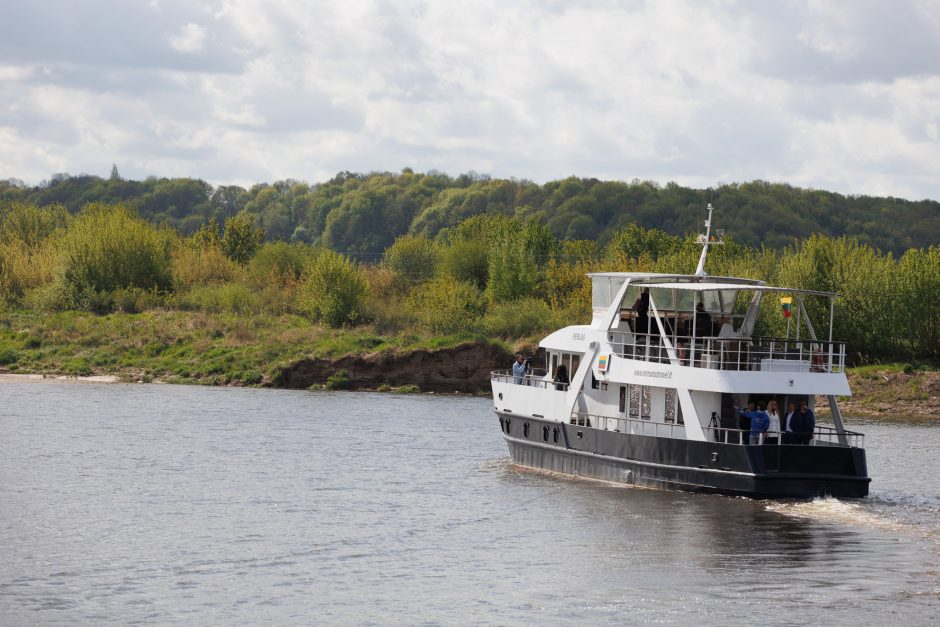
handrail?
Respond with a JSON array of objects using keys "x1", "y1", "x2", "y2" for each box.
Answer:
[
  {"x1": 570, "y1": 412, "x2": 863, "y2": 448},
  {"x1": 607, "y1": 332, "x2": 846, "y2": 373},
  {"x1": 491, "y1": 369, "x2": 567, "y2": 391}
]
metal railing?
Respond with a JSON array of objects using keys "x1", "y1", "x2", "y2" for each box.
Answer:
[
  {"x1": 608, "y1": 332, "x2": 846, "y2": 373},
  {"x1": 491, "y1": 369, "x2": 567, "y2": 390},
  {"x1": 571, "y1": 412, "x2": 864, "y2": 448}
]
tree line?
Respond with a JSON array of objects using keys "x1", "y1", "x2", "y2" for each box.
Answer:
[
  {"x1": 1, "y1": 168, "x2": 938, "y2": 256},
  {"x1": 0, "y1": 200, "x2": 936, "y2": 365}
]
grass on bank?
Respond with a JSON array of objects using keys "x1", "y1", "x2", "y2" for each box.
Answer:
[{"x1": 0, "y1": 309, "x2": 510, "y2": 386}]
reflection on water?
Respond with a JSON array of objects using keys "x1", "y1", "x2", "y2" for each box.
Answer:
[{"x1": 0, "y1": 383, "x2": 938, "y2": 624}]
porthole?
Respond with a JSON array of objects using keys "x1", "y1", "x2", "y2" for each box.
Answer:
[
  {"x1": 498, "y1": 392, "x2": 503, "y2": 400},
  {"x1": 577, "y1": 430, "x2": 583, "y2": 439},
  {"x1": 498, "y1": 417, "x2": 504, "y2": 432},
  {"x1": 505, "y1": 418, "x2": 511, "y2": 434},
  {"x1": 553, "y1": 427, "x2": 559, "y2": 444},
  {"x1": 542, "y1": 426, "x2": 549, "y2": 441},
  {"x1": 523, "y1": 422, "x2": 530, "y2": 438}
]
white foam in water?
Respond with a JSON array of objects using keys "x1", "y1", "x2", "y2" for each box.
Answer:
[{"x1": 766, "y1": 496, "x2": 907, "y2": 533}]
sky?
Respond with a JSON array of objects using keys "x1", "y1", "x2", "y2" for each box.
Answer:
[{"x1": 1, "y1": 0, "x2": 940, "y2": 200}]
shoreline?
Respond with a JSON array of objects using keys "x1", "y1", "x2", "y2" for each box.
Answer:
[{"x1": 1, "y1": 367, "x2": 936, "y2": 420}]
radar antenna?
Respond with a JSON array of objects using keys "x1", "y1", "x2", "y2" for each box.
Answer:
[{"x1": 694, "y1": 203, "x2": 724, "y2": 277}]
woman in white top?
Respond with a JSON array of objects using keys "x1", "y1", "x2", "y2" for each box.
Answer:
[{"x1": 766, "y1": 400, "x2": 781, "y2": 444}]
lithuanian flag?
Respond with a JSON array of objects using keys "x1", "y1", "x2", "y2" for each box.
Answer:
[{"x1": 780, "y1": 296, "x2": 793, "y2": 318}]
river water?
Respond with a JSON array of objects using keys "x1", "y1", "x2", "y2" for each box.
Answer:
[{"x1": 0, "y1": 382, "x2": 937, "y2": 624}]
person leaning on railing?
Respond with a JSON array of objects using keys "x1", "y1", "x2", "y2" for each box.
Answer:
[{"x1": 512, "y1": 353, "x2": 529, "y2": 384}]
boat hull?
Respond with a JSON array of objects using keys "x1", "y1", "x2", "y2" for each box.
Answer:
[{"x1": 498, "y1": 413, "x2": 870, "y2": 499}]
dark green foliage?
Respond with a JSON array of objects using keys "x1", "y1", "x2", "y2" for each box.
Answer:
[{"x1": 4, "y1": 170, "x2": 938, "y2": 255}]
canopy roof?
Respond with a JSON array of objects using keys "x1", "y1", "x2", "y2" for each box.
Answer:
[{"x1": 639, "y1": 282, "x2": 838, "y2": 297}]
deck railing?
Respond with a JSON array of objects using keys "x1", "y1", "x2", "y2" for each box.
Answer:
[
  {"x1": 491, "y1": 369, "x2": 565, "y2": 390},
  {"x1": 571, "y1": 412, "x2": 864, "y2": 448},
  {"x1": 608, "y1": 332, "x2": 846, "y2": 373}
]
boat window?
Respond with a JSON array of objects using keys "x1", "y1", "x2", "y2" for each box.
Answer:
[
  {"x1": 676, "y1": 289, "x2": 695, "y2": 312},
  {"x1": 570, "y1": 354, "x2": 580, "y2": 376},
  {"x1": 542, "y1": 426, "x2": 549, "y2": 441},
  {"x1": 665, "y1": 389, "x2": 677, "y2": 423},
  {"x1": 523, "y1": 422, "x2": 530, "y2": 438},
  {"x1": 702, "y1": 290, "x2": 723, "y2": 313},
  {"x1": 650, "y1": 287, "x2": 674, "y2": 311},
  {"x1": 623, "y1": 284, "x2": 640, "y2": 310},
  {"x1": 619, "y1": 386, "x2": 626, "y2": 413},
  {"x1": 553, "y1": 427, "x2": 559, "y2": 444},
  {"x1": 641, "y1": 386, "x2": 651, "y2": 420},
  {"x1": 591, "y1": 277, "x2": 626, "y2": 307},
  {"x1": 719, "y1": 290, "x2": 738, "y2": 314},
  {"x1": 610, "y1": 278, "x2": 626, "y2": 303}
]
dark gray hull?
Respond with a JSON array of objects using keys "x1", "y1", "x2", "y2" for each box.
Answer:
[{"x1": 498, "y1": 413, "x2": 870, "y2": 499}]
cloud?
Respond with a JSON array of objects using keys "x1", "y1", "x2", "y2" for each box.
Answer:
[
  {"x1": 0, "y1": 0, "x2": 939, "y2": 200},
  {"x1": 169, "y1": 23, "x2": 207, "y2": 54}
]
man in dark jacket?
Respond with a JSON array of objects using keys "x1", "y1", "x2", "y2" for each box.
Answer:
[{"x1": 797, "y1": 400, "x2": 816, "y2": 445}]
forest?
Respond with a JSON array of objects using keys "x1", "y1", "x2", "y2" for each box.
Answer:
[
  {"x1": 0, "y1": 189, "x2": 937, "y2": 368},
  {"x1": 1, "y1": 168, "x2": 938, "y2": 256}
]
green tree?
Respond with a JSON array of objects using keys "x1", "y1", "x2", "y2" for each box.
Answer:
[{"x1": 222, "y1": 211, "x2": 265, "y2": 264}]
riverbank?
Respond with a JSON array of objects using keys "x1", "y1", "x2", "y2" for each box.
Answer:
[{"x1": 0, "y1": 309, "x2": 936, "y2": 416}]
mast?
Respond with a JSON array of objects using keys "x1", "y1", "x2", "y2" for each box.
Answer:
[{"x1": 694, "y1": 203, "x2": 723, "y2": 277}]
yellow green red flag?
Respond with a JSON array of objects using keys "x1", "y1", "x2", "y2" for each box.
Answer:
[{"x1": 780, "y1": 296, "x2": 793, "y2": 318}]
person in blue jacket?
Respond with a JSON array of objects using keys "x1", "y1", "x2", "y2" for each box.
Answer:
[{"x1": 739, "y1": 402, "x2": 770, "y2": 445}]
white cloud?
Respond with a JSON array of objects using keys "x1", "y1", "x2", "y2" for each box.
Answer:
[
  {"x1": 1, "y1": 0, "x2": 939, "y2": 200},
  {"x1": 169, "y1": 22, "x2": 207, "y2": 53}
]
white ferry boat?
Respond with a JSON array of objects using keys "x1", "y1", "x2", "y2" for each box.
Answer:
[{"x1": 491, "y1": 206, "x2": 869, "y2": 498}]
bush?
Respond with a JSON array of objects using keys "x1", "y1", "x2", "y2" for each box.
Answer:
[
  {"x1": 298, "y1": 250, "x2": 368, "y2": 327},
  {"x1": 409, "y1": 276, "x2": 485, "y2": 334},
  {"x1": 247, "y1": 241, "x2": 309, "y2": 288},
  {"x1": 440, "y1": 239, "x2": 488, "y2": 289},
  {"x1": 22, "y1": 277, "x2": 75, "y2": 312},
  {"x1": 61, "y1": 203, "x2": 175, "y2": 294},
  {"x1": 325, "y1": 369, "x2": 351, "y2": 390},
  {"x1": 482, "y1": 297, "x2": 554, "y2": 339},
  {"x1": 384, "y1": 234, "x2": 438, "y2": 283},
  {"x1": 0, "y1": 347, "x2": 20, "y2": 365},
  {"x1": 172, "y1": 244, "x2": 242, "y2": 288}
]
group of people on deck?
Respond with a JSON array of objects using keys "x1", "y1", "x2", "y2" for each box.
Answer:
[{"x1": 737, "y1": 399, "x2": 816, "y2": 445}]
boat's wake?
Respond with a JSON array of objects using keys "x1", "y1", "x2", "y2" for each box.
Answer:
[{"x1": 765, "y1": 496, "x2": 908, "y2": 534}]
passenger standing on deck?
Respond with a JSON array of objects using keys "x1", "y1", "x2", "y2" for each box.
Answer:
[
  {"x1": 633, "y1": 288, "x2": 651, "y2": 336},
  {"x1": 512, "y1": 353, "x2": 528, "y2": 384},
  {"x1": 783, "y1": 402, "x2": 800, "y2": 444},
  {"x1": 765, "y1": 400, "x2": 781, "y2": 444},
  {"x1": 749, "y1": 403, "x2": 770, "y2": 445},
  {"x1": 553, "y1": 364, "x2": 569, "y2": 391},
  {"x1": 798, "y1": 400, "x2": 816, "y2": 445},
  {"x1": 737, "y1": 402, "x2": 756, "y2": 444}
]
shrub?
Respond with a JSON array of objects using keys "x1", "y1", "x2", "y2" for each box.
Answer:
[
  {"x1": 440, "y1": 239, "x2": 488, "y2": 289},
  {"x1": 298, "y1": 250, "x2": 368, "y2": 327},
  {"x1": 247, "y1": 241, "x2": 309, "y2": 288},
  {"x1": 325, "y1": 369, "x2": 351, "y2": 390},
  {"x1": 384, "y1": 234, "x2": 438, "y2": 283},
  {"x1": 409, "y1": 276, "x2": 485, "y2": 334},
  {"x1": 172, "y1": 244, "x2": 242, "y2": 288},
  {"x1": 61, "y1": 203, "x2": 174, "y2": 294},
  {"x1": 0, "y1": 347, "x2": 20, "y2": 365},
  {"x1": 482, "y1": 297, "x2": 554, "y2": 339},
  {"x1": 22, "y1": 277, "x2": 75, "y2": 311}
]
